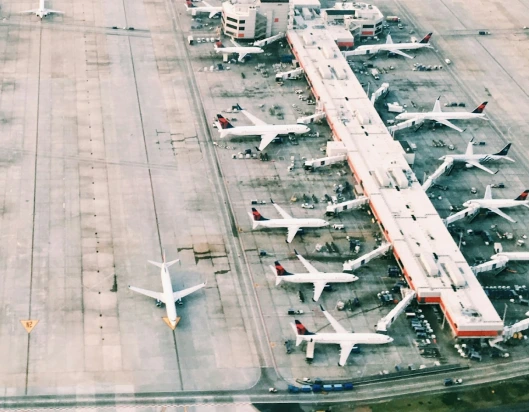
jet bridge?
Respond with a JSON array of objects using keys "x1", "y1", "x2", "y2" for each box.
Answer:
[
  {"x1": 490, "y1": 318, "x2": 529, "y2": 347},
  {"x1": 376, "y1": 289, "x2": 416, "y2": 333},
  {"x1": 325, "y1": 196, "x2": 368, "y2": 215},
  {"x1": 442, "y1": 205, "x2": 479, "y2": 226},
  {"x1": 297, "y1": 111, "x2": 326, "y2": 124},
  {"x1": 370, "y1": 83, "x2": 389, "y2": 105},
  {"x1": 343, "y1": 243, "x2": 391, "y2": 272},
  {"x1": 422, "y1": 157, "x2": 454, "y2": 191},
  {"x1": 473, "y1": 252, "x2": 529, "y2": 275},
  {"x1": 387, "y1": 118, "x2": 424, "y2": 134},
  {"x1": 304, "y1": 154, "x2": 347, "y2": 170},
  {"x1": 254, "y1": 32, "x2": 285, "y2": 47},
  {"x1": 275, "y1": 67, "x2": 305, "y2": 82}
]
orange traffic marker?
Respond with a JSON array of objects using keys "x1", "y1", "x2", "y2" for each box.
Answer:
[{"x1": 20, "y1": 320, "x2": 39, "y2": 333}]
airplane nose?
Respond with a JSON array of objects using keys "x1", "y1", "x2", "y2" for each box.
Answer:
[{"x1": 387, "y1": 337, "x2": 394, "y2": 343}]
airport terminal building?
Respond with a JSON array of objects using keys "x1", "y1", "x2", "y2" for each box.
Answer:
[{"x1": 285, "y1": 8, "x2": 504, "y2": 338}]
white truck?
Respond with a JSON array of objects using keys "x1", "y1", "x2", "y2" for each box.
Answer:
[{"x1": 370, "y1": 68, "x2": 380, "y2": 80}]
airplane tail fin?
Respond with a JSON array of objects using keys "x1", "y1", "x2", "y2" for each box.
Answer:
[
  {"x1": 214, "y1": 41, "x2": 224, "y2": 49},
  {"x1": 419, "y1": 32, "x2": 433, "y2": 44},
  {"x1": 295, "y1": 320, "x2": 315, "y2": 340},
  {"x1": 494, "y1": 143, "x2": 512, "y2": 157},
  {"x1": 216, "y1": 114, "x2": 234, "y2": 129},
  {"x1": 185, "y1": 0, "x2": 194, "y2": 9},
  {"x1": 471, "y1": 102, "x2": 488, "y2": 114},
  {"x1": 273, "y1": 261, "x2": 294, "y2": 285},
  {"x1": 252, "y1": 208, "x2": 269, "y2": 221},
  {"x1": 250, "y1": 208, "x2": 268, "y2": 229},
  {"x1": 515, "y1": 190, "x2": 529, "y2": 201}
]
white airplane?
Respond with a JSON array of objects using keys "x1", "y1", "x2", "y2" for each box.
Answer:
[
  {"x1": 439, "y1": 139, "x2": 514, "y2": 175},
  {"x1": 185, "y1": 0, "x2": 221, "y2": 18},
  {"x1": 21, "y1": 0, "x2": 64, "y2": 18},
  {"x1": 292, "y1": 306, "x2": 393, "y2": 366},
  {"x1": 128, "y1": 254, "x2": 206, "y2": 330},
  {"x1": 271, "y1": 250, "x2": 358, "y2": 301},
  {"x1": 462, "y1": 185, "x2": 529, "y2": 223},
  {"x1": 343, "y1": 32, "x2": 433, "y2": 59},
  {"x1": 249, "y1": 200, "x2": 329, "y2": 243},
  {"x1": 395, "y1": 97, "x2": 488, "y2": 133},
  {"x1": 216, "y1": 104, "x2": 310, "y2": 151},
  {"x1": 214, "y1": 39, "x2": 264, "y2": 63}
]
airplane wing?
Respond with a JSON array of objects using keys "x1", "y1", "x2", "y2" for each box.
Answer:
[
  {"x1": 434, "y1": 118, "x2": 464, "y2": 133},
  {"x1": 338, "y1": 343, "x2": 355, "y2": 366},
  {"x1": 313, "y1": 281, "x2": 327, "y2": 302},
  {"x1": 237, "y1": 53, "x2": 248, "y2": 63},
  {"x1": 241, "y1": 110, "x2": 267, "y2": 126},
  {"x1": 258, "y1": 133, "x2": 278, "y2": 151},
  {"x1": 484, "y1": 185, "x2": 492, "y2": 199},
  {"x1": 230, "y1": 38, "x2": 241, "y2": 47},
  {"x1": 466, "y1": 160, "x2": 496, "y2": 175},
  {"x1": 47, "y1": 10, "x2": 64, "y2": 14},
  {"x1": 173, "y1": 282, "x2": 206, "y2": 301},
  {"x1": 295, "y1": 251, "x2": 319, "y2": 273},
  {"x1": 129, "y1": 286, "x2": 164, "y2": 302},
  {"x1": 387, "y1": 48, "x2": 414, "y2": 59},
  {"x1": 20, "y1": 9, "x2": 38, "y2": 14},
  {"x1": 286, "y1": 226, "x2": 300, "y2": 243},
  {"x1": 386, "y1": 34, "x2": 393, "y2": 44},
  {"x1": 487, "y1": 207, "x2": 516, "y2": 223},
  {"x1": 208, "y1": 9, "x2": 220, "y2": 18},
  {"x1": 202, "y1": 1, "x2": 212, "y2": 6},
  {"x1": 322, "y1": 308, "x2": 348, "y2": 334},
  {"x1": 272, "y1": 201, "x2": 292, "y2": 219}
]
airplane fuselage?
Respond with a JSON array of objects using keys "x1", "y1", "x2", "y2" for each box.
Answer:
[
  {"x1": 396, "y1": 112, "x2": 486, "y2": 122},
  {"x1": 463, "y1": 199, "x2": 529, "y2": 209},
  {"x1": 220, "y1": 124, "x2": 310, "y2": 138},
  {"x1": 352, "y1": 42, "x2": 432, "y2": 56},
  {"x1": 160, "y1": 267, "x2": 178, "y2": 327},
  {"x1": 298, "y1": 332, "x2": 393, "y2": 345},
  {"x1": 281, "y1": 272, "x2": 358, "y2": 285},
  {"x1": 440, "y1": 154, "x2": 506, "y2": 163},
  {"x1": 255, "y1": 217, "x2": 329, "y2": 229},
  {"x1": 214, "y1": 46, "x2": 263, "y2": 55}
]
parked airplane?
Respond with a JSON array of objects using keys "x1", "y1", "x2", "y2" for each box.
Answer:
[
  {"x1": 21, "y1": 0, "x2": 63, "y2": 18},
  {"x1": 271, "y1": 251, "x2": 358, "y2": 301},
  {"x1": 213, "y1": 33, "x2": 284, "y2": 62},
  {"x1": 214, "y1": 39, "x2": 264, "y2": 63},
  {"x1": 128, "y1": 253, "x2": 206, "y2": 329},
  {"x1": 249, "y1": 200, "x2": 329, "y2": 243},
  {"x1": 343, "y1": 32, "x2": 433, "y2": 59},
  {"x1": 395, "y1": 97, "x2": 488, "y2": 133},
  {"x1": 462, "y1": 185, "x2": 529, "y2": 223},
  {"x1": 292, "y1": 305, "x2": 393, "y2": 366},
  {"x1": 216, "y1": 104, "x2": 310, "y2": 151},
  {"x1": 439, "y1": 139, "x2": 514, "y2": 175},
  {"x1": 185, "y1": 0, "x2": 221, "y2": 18}
]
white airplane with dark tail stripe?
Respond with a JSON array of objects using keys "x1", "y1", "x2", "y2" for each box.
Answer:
[
  {"x1": 249, "y1": 200, "x2": 329, "y2": 243},
  {"x1": 343, "y1": 32, "x2": 433, "y2": 59},
  {"x1": 128, "y1": 252, "x2": 206, "y2": 329},
  {"x1": 216, "y1": 103, "x2": 310, "y2": 151},
  {"x1": 439, "y1": 139, "x2": 514, "y2": 175},
  {"x1": 271, "y1": 250, "x2": 358, "y2": 301},
  {"x1": 292, "y1": 305, "x2": 393, "y2": 366},
  {"x1": 395, "y1": 97, "x2": 488, "y2": 132},
  {"x1": 463, "y1": 186, "x2": 529, "y2": 223}
]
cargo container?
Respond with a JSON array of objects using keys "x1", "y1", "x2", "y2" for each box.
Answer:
[
  {"x1": 333, "y1": 384, "x2": 344, "y2": 391},
  {"x1": 288, "y1": 385, "x2": 300, "y2": 393},
  {"x1": 312, "y1": 384, "x2": 322, "y2": 393},
  {"x1": 301, "y1": 385, "x2": 312, "y2": 393},
  {"x1": 343, "y1": 382, "x2": 354, "y2": 390},
  {"x1": 386, "y1": 16, "x2": 400, "y2": 22},
  {"x1": 323, "y1": 384, "x2": 334, "y2": 392}
]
